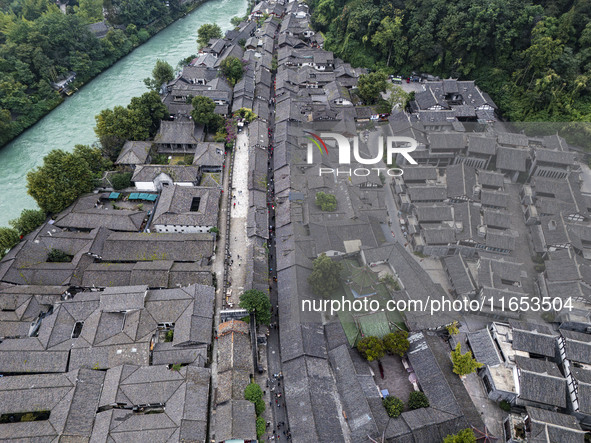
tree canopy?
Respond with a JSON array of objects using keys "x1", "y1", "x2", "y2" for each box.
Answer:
[
  {"x1": 450, "y1": 343, "x2": 483, "y2": 377},
  {"x1": 357, "y1": 72, "x2": 388, "y2": 105},
  {"x1": 191, "y1": 95, "x2": 221, "y2": 133},
  {"x1": 144, "y1": 59, "x2": 174, "y2": 91},
  {"x1": 443, "y1": 428, "x2": 477, "y2": 443},
  {"x1": 26, "y1": 149, "x2": 97, "y2": 214},
  {"x1": 407, "y1": 391, "x2": 429, "y2": 410},
  {"x1": 220, "y1": 56, "x2": 244, "y2": 86},
  {"x1": 197, "y1": 23, "x2": 222, "y2": 48},
  {"x1": 308, "y1": 253, "x2": 343, "y2": 298},
  {"x1": 244, "y1": 383, "x2": 263, "y2": 403},
  {"x1": 0, "y1": 0, "x2": 184, "y2": 147},
  {"x1": 239, "y1": 289, "x2": 271, "y2": 325},
  {"x1": 383, "y1": 330, "x2": 410, "y2": 357},
  {"x1": 315, "y1": 191, "x2": 337, "y2": 211},
  {"x1": 382, "y1": 396, "x2": 404, "y2": 418},
  {"x1": 307, "y1": 0, "x2": 591, "y2": 137},
  {"x1": 0, "y1": 227, "x2": 19, "y2": 258},
  {"x1": 95, "y1": 91, "x2": 167, "y2": 160},
  {"x1": 357, "y1": 336, "x2": 385, "y2": 362},
  {"x1": 9, "y1": 209, "x2": 46, "y2": 236}
]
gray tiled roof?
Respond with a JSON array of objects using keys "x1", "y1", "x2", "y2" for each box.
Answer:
[{"x1": 151, "y1": 185, "x2": 221, "y2": 228}]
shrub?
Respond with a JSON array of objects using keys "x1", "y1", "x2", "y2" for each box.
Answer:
[
  {"x1": 111, "y1": 172, "x2": 132, "y2": 190},
  {"x1": 254, "y1": 398, "x2": 266, "y2": 416},
  {"x1": 383, "y1": 396, "x2": 404, "y2": 417},
  {"x1": 499, "y1": 400, "x2": 511, "y2": 412},
  {"x1": 244, "y1": 383, "x2": 263, "y2": 403},
  {"x1": 357, "y1": 336, "x2": 385, "y2": 362},
  {"x1": 446, "y1": 321, "x2": 459, "y2": 336},
  {"x1": 164, "y1": 330, "x2": 174, "y2": 342},
  {"x1": 256, "y1": 416, "x2": 266, "y2": 438},
  {"x1": 407, "y1": 391, "x2": 429, "y2": 410},
  {"x1": 9, "y1": 209, "x2": 46, "y2": 236},
  {"x1": 443, "y1": 428, "x2": 476, "y2": 443},
  {"x1": 47, "y1": 249, "x2": 72, "y2": 263},
  {"x1": 171, "y1": 364, "x2": 182, "y2": 371},
  {"x1": 383, "y1": 331, "x2": 409, "y2": 356},
  {"x1": 315, "y1": 191, "x2": 337, "y2": 211},
  {"x1": 0, "y1": 227, "x2": 20, "y2": 258}
]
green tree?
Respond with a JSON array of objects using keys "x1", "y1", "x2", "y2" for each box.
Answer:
[
  {"x1": 443, "y1": 428, "x2": 477, "y2": 443},
  {"x1": 144, "y1": 59, "x2": 174, "y2": 91},
  {"x1": 128, "y1": 91, "x2": 168, "y2": 136},
  {"x1": 371, "y1": 13, "x2": 406, "y2": 67},
  {"x1": 357, "y1": 336, "x2": 385, "y2": 362},
  {"x1": 407, "y1": 391, "x2": 429, "y2": 410},
  {"x1": 197, "y1": 23, "x2": 222, "y2": 48},
  {"x1": 385, "y1": 84, "x2": 410, "y2": 111},
  {"x1": 254, "y1": 398, "x2": 266, "y2": 416},
  {"x1": 26, "y1": 149, "x2": 95, "y2": 213},
  {"x1": 382, "y1": 396, "x2": 404, "y2": 418},
  {"x1": 191, "y1": 95, "x2": 219, "y2": 132},
  {"x1": 383, "y1": 331, "x2": 409, "y2": 357},
  {"x1": 0, "y1": 227, "x2": 19, "y2": 258},
  {"x1": 47, "y1": 248, "x2": 72, "y2": 262},
  {"x1": 450, "y1": 343, "x2": 483, "y2": 377},
  {"x1": 357, "y1": 72, "x2": 388, "y2": 105},
  {"x1": 74, "y1": 0, "x2": 104, "y2": 23},
  {"x1": 111, "y1": 172, "x2": 132, "y2": 190},
  {"x1": 73, "y1": 144, "x2": 112, "y2": 177},
  {"x1": 244, "y1": 383, "x2": 263, "y2": 403},
  {"x1": 308, "y1": 253, "x2": 343, "y2": 298},
  {"x1": 446, "y1": 321, "x2": 459, "y2": 336},
  {"x1": 9, "y1": 209, "x2": 46, "y2": 236},
  {"x1": 220, "y1": 56, "x2": 244, "y2": 86},
  {"x1": 239, "y1": 289, "x2": 271, "y2": 325},
  {"x1": 315, "y1": 191, "x2": 337, "y2": 211},
  {"x1": 256, "y1": 416, "x2": 266, "y2": 439}
]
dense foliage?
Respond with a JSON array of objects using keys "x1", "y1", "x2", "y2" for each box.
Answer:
[
  {"x1": 315, "y1": 191, "x2": 337, "y2": 211},
  {"x1": 0, "y1": 227, "x2": 19, "y2": 258},
  {"x1": 220, "y1": 56, "x2": 245, "y2": 86},
  {"x1": 382, "y1": 396, "x2": 404, "y2": 418},
  {"x1": 47, "y1": 248, "x2": 72, "y2": 262},
  {"x1": 244, "y1": 383, "x2": 263, "y2": 403},
  {"x1": 450, "y1": 343, "x2": 484, "y2": 376},
  {"x1": 95, "y1": 90, "x2": 167, "y2": 160},
  {"x1": 308, "y1": 0, "x2": 591, "y2": 127},
  {"x1": 407, "y1": 391, "x2": 429, "y2": 410},
  {"x1": 382, "y1": 330, "x2": 410, "y2": 356},
  {"x1": 239, "y1": 289, "x2": 272, "y2": 325},
  {"x1": 144, "y1": 59, "x2": 174, "y2": 91},
  {"x1": 26, "y1": 148, "x2": 98, "y2": 213},
  {"x1": 0, "y1": 0, "x2": 190, "y2": 147},
  {"x1": 9, "y1": 208, "x2": 46, "y2": 236},
  {"x1": 197, "y1": 23, "x2": 221, "y2": 48},
  {"x1": 357, "y1": 336, "x2": 385, "y2": 361},
  {"x1": 191, "y1": 95, "x2": 222, "y2": 133},
  {"x1": 308, "y1": 253, "x2": 343, "y2": 298},
  {"x1": 443, "y1": 428, "x2": 477, "y2": 443}
]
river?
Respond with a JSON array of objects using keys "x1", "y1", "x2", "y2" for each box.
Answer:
[{"x1": 0, "y1": 0, "x2": 248, "y2": 227}]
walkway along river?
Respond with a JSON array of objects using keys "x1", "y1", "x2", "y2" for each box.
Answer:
[{"x1": 0, "y1": 0, "x2": 248, "y2": 227}]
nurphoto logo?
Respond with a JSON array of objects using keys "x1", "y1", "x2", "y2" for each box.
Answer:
[{"x1": 305, "y1": 132, "x2": 418, "y2": 176}]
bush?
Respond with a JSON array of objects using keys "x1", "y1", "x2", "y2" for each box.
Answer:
[
  {"x1": 151, "y1": 154, "x2": 170, "y2": 164},
  {"x1": 446, "y1": 321, "x2": 459, "y2": 336},
  {"x1": 244, "y1": 383, "x2": 263, "y2": 403},
  {"x1": 407, "y1": 391, "x2": 429, "y2": 410},
  {"x1": 256, "y1": 416, "x2": 266, "y2": 438},
  {"x1": 315, "y1": 192, "x2": 337, "y2": 211},
  {"x1": 383, "y1": 331, "x2": 409, "y2": 356},
  {"x1": 357, "y1": 336, "x2": 385, "y2": 362},
  {"x1": 383, "y1": 396, "x2": 404, "y2": 417},
  {"x1": 164, "y1": 330, "x2": 174, "y2": 342},
  {"x1": 111, "y1": 172, "x2": 132, "y2": 190},
  {"x1": 9, "y1": 209, "x2": 46, "y2": 236},
  {"x1": 499, "y1": 400, "x2": 511, "y2": 412},
  {"x1": 0, "y1": 227, "x2": 20, "y2": 258},
  {"x1": 171, "y1": 364, "x2": 182, "y2": 371},
  {"x1": 47, "y1": 249, "x2": 72, "y2": 263},
  {"x1": 254, "y1": 398, "x2": 266, "y2": 416},
  {"x1": 443, "y1": 428, "x2": 476, "y2": 443}
]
